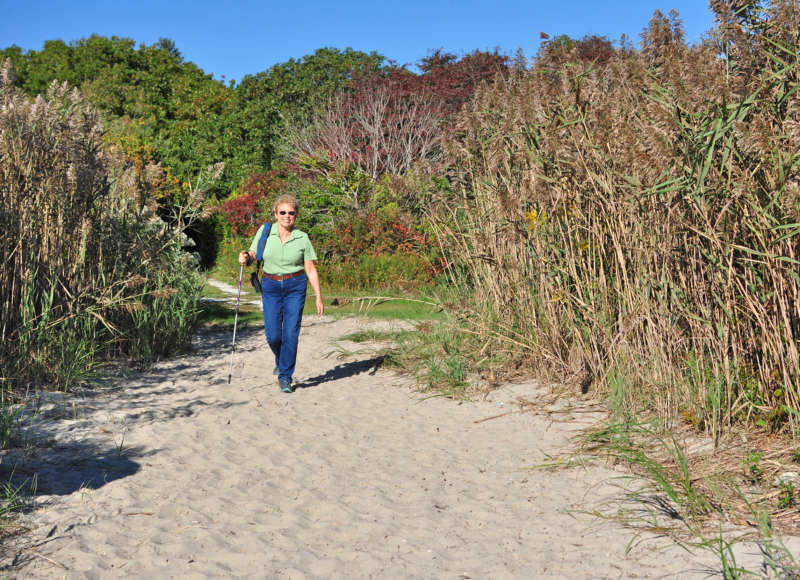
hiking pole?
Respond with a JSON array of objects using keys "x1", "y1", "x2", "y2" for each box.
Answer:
[{"x1": 227, "y1": 263, "x2": 244, "y2": 384}]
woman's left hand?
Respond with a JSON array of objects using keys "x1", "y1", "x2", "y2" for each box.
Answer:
[{"x1": 304, "y1": 259, "x2": 324, "y2": 317}]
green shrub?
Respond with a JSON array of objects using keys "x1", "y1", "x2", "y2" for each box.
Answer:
[{"x1": 322, "y1": 253, "x2": 437, "y2": 294}]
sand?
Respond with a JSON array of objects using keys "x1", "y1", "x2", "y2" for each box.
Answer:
[{"x1": 1, "y1": 300, "x2": 794, "y2": 578}]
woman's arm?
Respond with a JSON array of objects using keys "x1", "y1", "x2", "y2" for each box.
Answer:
[{"x1": 304, "y1": 260, "x2": 324, "y2": 316}]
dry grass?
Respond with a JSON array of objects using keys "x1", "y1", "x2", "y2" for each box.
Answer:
[
  {"x1": 434, "y1": 3, "x2": 800, "y2": 438},
  {"x1": 583, "y1": 420, "x2": 800, "y2": 536},
  {"x1": 0, "y1": 61, "x2": 204, "y2": 391}
]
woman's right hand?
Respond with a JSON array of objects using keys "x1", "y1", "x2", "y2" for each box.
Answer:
[{"x1": 238, "y1": 251, "x2": 251, "y2": 266}]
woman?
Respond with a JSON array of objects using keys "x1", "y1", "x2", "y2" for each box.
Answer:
[{"x1": 239, "y1": 194, "x2": 324, "y2": 393}]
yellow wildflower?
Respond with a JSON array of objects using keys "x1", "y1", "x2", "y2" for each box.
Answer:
[{"x1": 525, "y1": 208, "x2": 547, "y2": 230}]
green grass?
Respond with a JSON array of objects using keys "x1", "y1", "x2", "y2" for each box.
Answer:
[
  {"x1": 201, "y1": 280, "x2": 252, "y2": 301},
  {"x1": 198, "y1": 301, "x2": 263, "y2": 328},
  {"x1": 578, "y1": 419, "x2": 800, "y2": 577},
  {"x1": 205, "y1": 233, "x2": 446, "y2": 322},
  {"x1": 324, "y1": 295, "x2": 444, "y2": 320},
  {"x1": 584, "y1": 420, "x2": 719, "y2": 530},
  {"x1": 0, "y1": 468, "x2": 35, "y2": 541},
  {"x1": 340, "y1": 329, "x2": 417, "y2": 343},
  {"x1": 0, "y1": 398, "x2": 23, "y2": 450},
  {"x1": 199, "y1": 283, "x2": 445, "y2": 330}
]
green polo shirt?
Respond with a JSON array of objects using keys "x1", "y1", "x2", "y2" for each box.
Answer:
[{"x1": 249, "y1": 224, "x2": 318, "y2": 275}]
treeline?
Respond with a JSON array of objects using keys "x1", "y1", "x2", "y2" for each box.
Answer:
[
  {"x1": 0, "y1": 37, "x2": 509, "y2": 268},
  {"x1": 1, "y1": 39, "x2": 382, "y2": 214}
]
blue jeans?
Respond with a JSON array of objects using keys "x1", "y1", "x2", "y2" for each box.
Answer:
[{"x1": 261, "y1": 273, "x2": 307, "y2": 385}]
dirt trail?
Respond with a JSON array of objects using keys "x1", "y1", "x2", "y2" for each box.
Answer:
[{"x1": 0, "y1": 303, "x2": 783, "y2": 578}]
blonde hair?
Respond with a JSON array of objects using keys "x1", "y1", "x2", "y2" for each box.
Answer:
[{"x1": 272, "y1": 194, "x2": 299, "y2": 214}]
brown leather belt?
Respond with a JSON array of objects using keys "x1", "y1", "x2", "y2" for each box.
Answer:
[{"x1": 262, "y1": 271, "x2": 304, "y2": 281}]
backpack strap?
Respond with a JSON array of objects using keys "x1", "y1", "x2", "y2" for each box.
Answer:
[
  {"x1": 255, "y1": 222, "x2": 271, "y2": 278},
  {"x1": 256, "y1": 222, "x2": 271, "y2": 262}
]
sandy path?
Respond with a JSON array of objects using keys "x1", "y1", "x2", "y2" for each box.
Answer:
[{"x1": 0, "y1": 312, "x2": 780, "y2": 578}]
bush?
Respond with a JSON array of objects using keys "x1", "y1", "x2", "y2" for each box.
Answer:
[
  {"x1": 322, "y1": 253, "x2": 436, "y2": 294},
  {"x1": 212, "y1": 161, "x2": 448, "y2": 294},
  {"x1": 217, "y1": 170, "x2": 296, "y2": 236}
]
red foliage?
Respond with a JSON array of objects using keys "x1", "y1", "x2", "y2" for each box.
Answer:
[
  {"x1": 239, "y1": 169, "x2": 291, "y2": 197},
  {"x1": 575, "y1": 36, "x2": 616, "y2": 65},
  {"x1": 219, "y1": 169, "x2": 294, "y2": 235},
  {"x1": 321, "y1": 211, "x2": 438, "y2": 264},
  {"x1": 219, "y1": 193, "x2": 263, "y2": 236},
  {"x1": 415, "y1": 49, "x2": 510, "y2": 118},
  {"x1": 351, "y1": 49, "x2": 510, "y2": 122}
]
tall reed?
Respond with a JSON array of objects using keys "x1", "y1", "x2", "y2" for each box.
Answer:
[
  {"x1": 0, "y1": 61, "x2": 203, "y2": 393},
  {"x1": 436, "y1": 4, "x2": 800, "y2": 437}
]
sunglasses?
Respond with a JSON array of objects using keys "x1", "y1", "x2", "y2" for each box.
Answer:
[{"x1": 278, "y1": 210, "x2": 296, "y2": 216}]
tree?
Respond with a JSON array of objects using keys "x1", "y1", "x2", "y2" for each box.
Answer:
[
  {"x1": 293, "y1": 81, "x2": 445, "y2": 183},
  {"x1": 237, "y1": 47, "x2": 387, "y2": 127},
  {"x1": 24, "y1": 39, "x2": 77, "y2": 94},
  {"x1": 291, "y1": 49, "x2": 510, "y2": 181},
  {"x1": 0, "y1": 35, "x2": 254, "y2": 199},
  {"x1": 415, "y1": 49, "x2": 510, "y2": 117}
]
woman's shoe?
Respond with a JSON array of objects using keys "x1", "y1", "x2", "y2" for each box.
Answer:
[{"x1": 279, "y1": 379, "x2": 294, "y2": 393}]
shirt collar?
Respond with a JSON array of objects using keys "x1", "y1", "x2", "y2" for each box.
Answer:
[{"x1": 270, "y1": 226, "x2": 301, "y2": 241}]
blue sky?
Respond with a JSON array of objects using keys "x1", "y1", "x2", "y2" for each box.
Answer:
[{"x1": 2, "y1": 1, "x2": 717, "y2": 83}]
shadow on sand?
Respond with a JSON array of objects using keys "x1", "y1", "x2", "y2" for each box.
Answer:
[
  {"x1": 294, "y1": 355, "x2": 387, "y2": 390},
  {"x1": 0, "y1": 439, "x2": 144, "y2": 571},
  {"x1": 1, "y1": 441, "x2": 147, "y2": 500}
]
